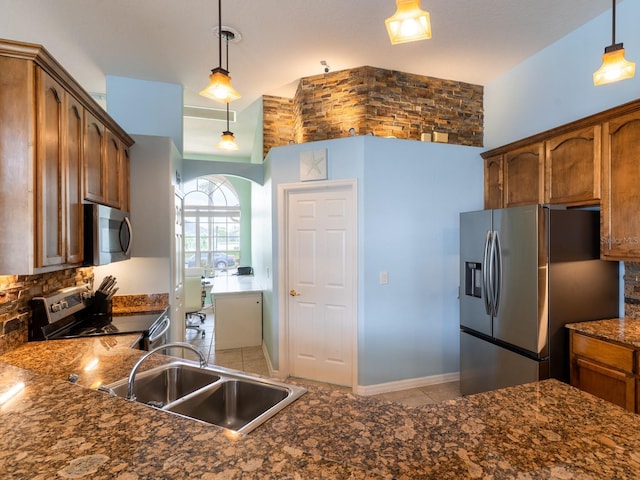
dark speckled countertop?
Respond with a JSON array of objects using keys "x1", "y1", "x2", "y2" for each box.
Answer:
[
  {"x1": 566, "y1": 317, "x2": 640, "y2": 349},
  {"x1": 111, "y1": 293, "x2": 170, "y2": 315},
  {"x1": 2, "y1": 337, "x2": 640, "y2": 478}
]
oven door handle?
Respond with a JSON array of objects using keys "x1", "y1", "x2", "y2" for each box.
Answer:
[{"x1": 148, "y1": 316, "x2": 171, "y2": 343}]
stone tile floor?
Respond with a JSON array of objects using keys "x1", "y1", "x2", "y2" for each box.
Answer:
[{"x1": 184, "y1": 310, "x2": 462, "y2": 407}]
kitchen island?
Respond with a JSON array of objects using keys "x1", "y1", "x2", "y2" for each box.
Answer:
[
  {"x1": 210, "y1": 275, "x2": 263, "y2": 350},
  {"x1": 1, "y1": 337, "x2": 640, "y2": 479}
]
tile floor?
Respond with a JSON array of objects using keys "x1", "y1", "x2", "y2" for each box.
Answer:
[{"x1": 183, "y1": 309, "x2": 462, "y2": 407}]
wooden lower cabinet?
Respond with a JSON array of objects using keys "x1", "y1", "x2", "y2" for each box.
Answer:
[{"x1": 570, "y1": 331, "x2": 637, "y2": 412}]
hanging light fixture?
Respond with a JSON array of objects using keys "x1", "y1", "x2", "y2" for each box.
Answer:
[
  {"x1": 385, "y1": 0, "x2": 432, "y2": 45},
  {"x1": 216, "y1": 30, "x2": 239, "y2": 151},
  {"x1": 593, "y1": 0, "x2": 635, "y2": 86},
  {"x1": 200, "y1": 0, "x2": 241, "y2": 102},
  {"x1": 216, "y1": 103, "x2": 239, "y2": 150}
]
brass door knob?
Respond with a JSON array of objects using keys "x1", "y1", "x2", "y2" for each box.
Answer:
[{"x1": 289, "y1": 289, "x2": 300, "y2": 297}]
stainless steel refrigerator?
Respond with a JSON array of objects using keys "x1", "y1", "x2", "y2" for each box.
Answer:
[{"x1": 459, "y1": 205, "x2": 620, "y2": 395}]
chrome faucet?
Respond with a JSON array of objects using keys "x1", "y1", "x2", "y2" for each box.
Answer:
[{"x1": 126, "y1": 342, "x2": 207, "y2": 401}]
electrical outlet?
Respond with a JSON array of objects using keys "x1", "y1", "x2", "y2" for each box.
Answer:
[{"x1": 379, "y1": 271, "x2": 389, "y2": 285}]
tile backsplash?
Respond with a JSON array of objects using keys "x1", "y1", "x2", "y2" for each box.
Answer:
[{"x1": 0, "y1": 267, "x2": 93, "y2": 354}]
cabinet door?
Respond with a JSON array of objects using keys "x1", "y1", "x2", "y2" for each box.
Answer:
[
  {"x1": 214, "y1": 293, "x2": 263, "y2": 350},
  {"x1": 104, "y1": 130, "x2": 122, "y2": 208},
  {"x1": 35, "y1": 70, "x2": 65, "y2": 267},
  {"x1": 84, "y1": 112, "x2": 105, "y2": 203},
  {"x1": 545, "y1": 125, "x2": 601, "y2": 206},
  {"x1": 66, "y1": 96, "x2": 84, "y2": 264},
  {"x1": 602, "y1": 110, "x2": 640, "y2": 260},
  {"x1": 483, "y1": 154, "x2": 503, "y2": 209},
  {"x1": 120, "y1": 146, "x2": 130, "y2": 213},
  {"x1": 504, "y1": 143, "x2": 544, "y2": 207}
]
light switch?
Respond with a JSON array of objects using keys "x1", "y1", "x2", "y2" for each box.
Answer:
[{"x1": 379, "y1": 271, "x2": 389, "y2": 285}]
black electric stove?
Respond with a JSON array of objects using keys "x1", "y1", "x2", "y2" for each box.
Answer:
[{"x1": 29, "y1": 286, "x2": 170, "y2": 350}]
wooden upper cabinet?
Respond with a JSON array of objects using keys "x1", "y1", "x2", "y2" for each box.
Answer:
[
  {"x1": 120, "y1": 146, "x2": 131, "y2": 213},
  {"x1": 85, "y1": 120, "x2": 130, "y2": 210},
  {"x1": 601, "y1": 109, "x2": 640, "y2": 260},
  {"x1": 105, "y1": 130, "x2": 122, "y2": 208},
  {"x1": 83, "y1": 111, "x2": 105, "y2": 204},
  {"x1": 35, "y1": 70, "x2": 86, "y2": 269},
  {"x1": 503, "y1": 142, "x2": 544, "y2": 207},
  {"x1": 35, "y1": 69, "x2": 65, "y2": 268},
  {"x1": 66, "y1": 96, "x2": 84, "y2": 265},
  {"x1": 483, "y1": 154, "x2": 503, "y2": 209},
  {"x1": 545, "y1": 125, "x2": 601, "y2": 206},
  {"x1": 0, "y1": 39, "x2": 133, "y2": 274},
  {"x1": 485, "y1": 124, "x2": 603, "y2": 211}
]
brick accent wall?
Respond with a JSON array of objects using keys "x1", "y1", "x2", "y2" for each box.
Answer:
[
  {"x1": 262, "y1": 65, "x2": 484, "y2": 158},
  {"x1": 263, "y1": 95, "x2": 295, "y2": 159},
  {"x1": 0, "y1": 267, "x2": 93, "y2": 354}
]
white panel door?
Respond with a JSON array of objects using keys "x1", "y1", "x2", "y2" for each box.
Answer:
[
  {"x1": 171, "y1": 189, "x2": 185, "y2": 343},
  {"x1": 287, "y1": 183, "x2": 356, "y2": 386}
]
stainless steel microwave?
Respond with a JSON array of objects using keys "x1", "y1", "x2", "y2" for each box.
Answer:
[{"x1": 84, "y1": 204, "x2": 132, "y2": 265}]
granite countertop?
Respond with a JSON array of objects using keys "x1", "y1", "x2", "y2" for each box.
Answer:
[
  {"x1": 111, "y1": 293, "x2": 169, "y2": 315},
  {"x1": 2, "y1": 338, "x2": 640, "y2": 478},
  {"x1": 566, "y1": 317, "x2": 640, "y2": 349}
]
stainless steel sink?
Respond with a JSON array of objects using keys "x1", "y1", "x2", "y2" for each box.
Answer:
[
  {"x1": 105, "y1": 362, "x2": 220, "y2": 407},
  {"x1": 102, "y1": 361, "x2": 306, "y2": 434},
  {"x1": 167, "y1": 379, "x2": 290, "y2": 433}
]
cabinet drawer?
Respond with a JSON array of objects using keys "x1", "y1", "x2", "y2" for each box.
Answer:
[
  {"x1": 572, "y1": 332, "x2": 634, "y2": 373},
  {"x1": 575, "y1": 357, "x2": 635, "y2": 411}
]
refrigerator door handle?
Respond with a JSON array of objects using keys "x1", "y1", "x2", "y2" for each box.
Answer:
[
  {"x1": 492, "y1": 230, "x2": 502, "y2": 315},
  {"x1": 482, "y1": 230, "x2": 492, "y2": 315}
]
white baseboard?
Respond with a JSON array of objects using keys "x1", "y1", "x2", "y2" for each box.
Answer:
[
  {"x1": 262, "y1": 341, "x2": 459, "y2": 396},
  {"x1": 354, "y1": 372, "x2": 460, "y2": 396},
  {"x1": 262, "y1": 342, "x2": 284, "y2": 380}
]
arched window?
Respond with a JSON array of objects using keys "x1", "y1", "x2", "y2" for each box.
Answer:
[{"x1": 183, "y1": 175, "x2": 240, "y2": 275}]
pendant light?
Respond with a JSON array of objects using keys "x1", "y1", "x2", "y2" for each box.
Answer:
[
  {"x1": 200, "y1": 0, "x2": 241, "y2": 102},
  {"x1": 216, "y1": 30, "x2": 239, "y2": 151},
  {"x1": 385, "y1": 0, "x2": 432, "y2": 45},
  {"x1": 216, "y1": 103, "x2": 239, "y2": 150},
  {"x1": 593, "y1": 0, "x2": 635, "y2": 86}
]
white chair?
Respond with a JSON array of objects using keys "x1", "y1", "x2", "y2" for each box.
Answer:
[{"x1": 184, "y1": 276, "x2": 205, "y2": 338}]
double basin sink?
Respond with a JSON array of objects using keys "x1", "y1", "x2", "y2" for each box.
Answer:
[{"x1": 102, "y1": 361, "x2": 306, "y2": 434}]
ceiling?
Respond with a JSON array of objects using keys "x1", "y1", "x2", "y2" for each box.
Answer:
[{"x1": 1, "y1": 0, "x2": 615, "y2": 158}]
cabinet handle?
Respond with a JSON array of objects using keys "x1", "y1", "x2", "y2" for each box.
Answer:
[{"x1": 289, "y1": 289, "x2": 300, "y2": 297}]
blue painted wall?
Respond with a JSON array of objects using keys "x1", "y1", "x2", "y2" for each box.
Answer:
[
  {"x1": 106, "y1": 75, "x2": 184, "y2": 154},
  {"x1": 360, "y1": 139, "x2": 482, "y2": 384},
  {"x1": 485, "y1": 0, "x2": 640, "y2": 149},
  {"x1": 254, "y1": 136, "x2": 483, "y2": 386}
]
